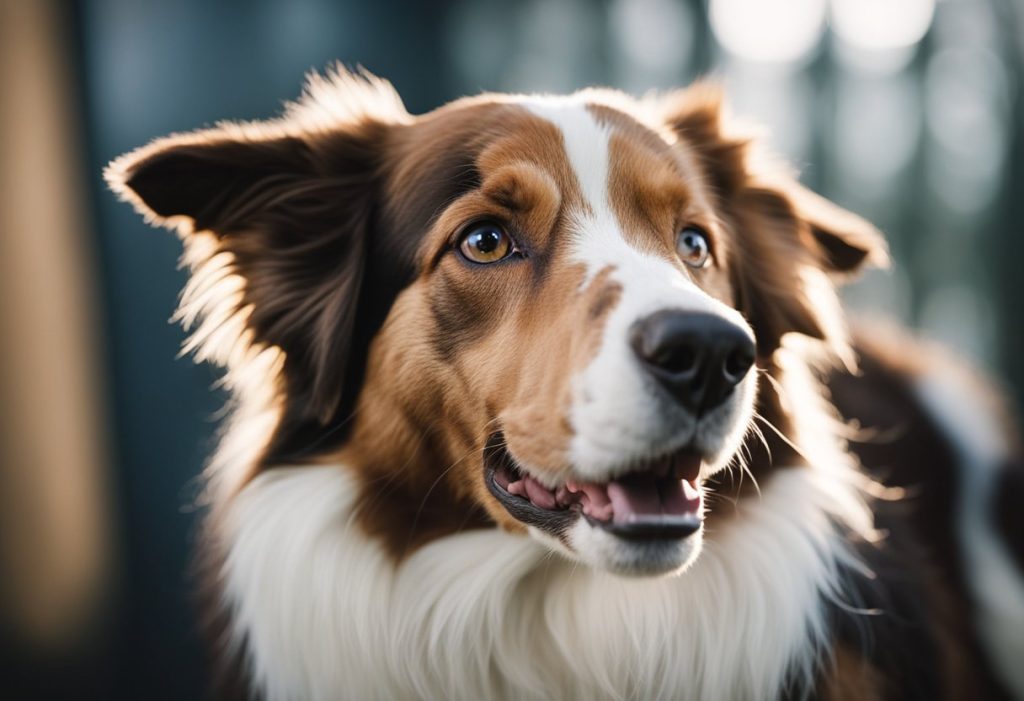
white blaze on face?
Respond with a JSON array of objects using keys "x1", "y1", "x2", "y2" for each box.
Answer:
[{"x1": 523, "y1": 97, "x2": 754, "y2": 484}]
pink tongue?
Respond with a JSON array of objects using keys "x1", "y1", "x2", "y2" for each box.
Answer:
[{"x1": 606, "y1": 473, "x2": 701, "y2": 525}]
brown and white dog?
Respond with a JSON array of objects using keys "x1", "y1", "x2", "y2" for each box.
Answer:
[{"x1": 107, "y1": 68, "x2": 1024, "y2": 700}]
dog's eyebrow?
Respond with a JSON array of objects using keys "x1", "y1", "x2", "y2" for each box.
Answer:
[{"x1": 479, "y1": 162, "x2": 560, "y2": 213}]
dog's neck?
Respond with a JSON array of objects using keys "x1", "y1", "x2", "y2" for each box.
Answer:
[{"x1": 220, "y1": 456, "x2": 867, "y2": 700}]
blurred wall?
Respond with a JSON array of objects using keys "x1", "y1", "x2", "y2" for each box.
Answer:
[{"x1": 0, "y1": 1, "x2": 114, "y2": 697}]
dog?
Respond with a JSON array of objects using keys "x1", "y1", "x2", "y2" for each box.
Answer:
[{"x1": 106, "y1": 67, "x2": 1024, "y2": 700}]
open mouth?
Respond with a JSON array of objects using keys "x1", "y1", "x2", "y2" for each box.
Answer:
[{"x1": 484, "y1": 433, "x2": 703, "y2": 541}]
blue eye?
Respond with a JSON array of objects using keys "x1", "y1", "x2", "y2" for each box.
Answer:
[
  {"x1": 458, "y1": 222, "x2": 514, "y2": 264},
  {"x1": 677, "y1": 227, "x2": 711, "y2": 268}
]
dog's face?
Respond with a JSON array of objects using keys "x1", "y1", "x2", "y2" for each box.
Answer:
[
  {"x1": 364, "y1": 98, "x2": 760, "y2": 576},
  {"x1": 108, "y1": 70, "x2": 885, "y2": 577}
]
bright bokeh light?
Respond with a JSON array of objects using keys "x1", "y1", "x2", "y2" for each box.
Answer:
[
  {"x1": 831, "y1": 0, "x2": 935, "y2": 51},
  {"x1": 709, "y1": 0, "x2": 826, "y2": 63}
]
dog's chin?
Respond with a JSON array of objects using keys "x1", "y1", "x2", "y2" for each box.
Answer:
[{"x1": 560, "y1": 518, "x2": 704, "y2": 577}]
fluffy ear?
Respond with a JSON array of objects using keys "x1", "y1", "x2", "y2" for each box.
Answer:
[
  {"x1": 661, "y1": 83, "x2": 888, "y2": 354},
  {"x1": 110, "y1": 132, "x2": 324, "y2": 232},
  {"x1": 784, "y1": 183, "x2": 889, "y2": 273},
  {"x1": 105, "y1": 68, "x2": 409, "y2": 428}
]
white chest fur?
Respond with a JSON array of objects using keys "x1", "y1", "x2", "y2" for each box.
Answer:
[{"x1": 222, "y1": 464, "x2": 866, "y2": 701}]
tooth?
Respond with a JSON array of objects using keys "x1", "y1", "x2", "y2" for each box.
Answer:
[
  {"x1": 682, "y1": 479, "x2": 700, "y2": 501},
  {"x1": 566, "y1": 480, "x2": 579, "y2": 493},
  {"x1": 507, "y1": 480, "x2": 525, "y2": 497}
]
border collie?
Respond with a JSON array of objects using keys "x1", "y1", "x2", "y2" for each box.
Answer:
[{"x1": 107, "y1": 67, "x2": 1024, "y2": 700}]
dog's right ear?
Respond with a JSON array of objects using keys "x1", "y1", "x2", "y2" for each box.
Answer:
[{"x1": 105, "y1": 67, "x2": 411, "y2": 428}]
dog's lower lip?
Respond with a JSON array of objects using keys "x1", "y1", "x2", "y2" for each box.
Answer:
[{"x1": 484, "y1": 433, "x2": 704, "y2": 539}]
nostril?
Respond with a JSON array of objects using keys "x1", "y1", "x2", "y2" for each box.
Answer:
[
  {"x1": 723, "y1": 345, "x2": 754, "y2": 384},
  {"x1": 631, "y1": 320, "x2": 699, "y2": 377},
  {"x1": 652, "y1": 345, "x2": 698, "y2": 376}
]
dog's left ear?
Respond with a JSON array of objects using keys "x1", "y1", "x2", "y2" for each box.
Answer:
[
  {"x1": 661, "y1": 84, "x2": 889, "y2": 355},
  {"x1": 779, "y1": 179, "x2": 890, "y2": 274},
  {"x1": 106, "y1": 68, "x2": 412, "y2": 427}
]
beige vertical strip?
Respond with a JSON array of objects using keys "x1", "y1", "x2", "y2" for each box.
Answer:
[{"x1": 0, "y1": 1, "x2": 112, "y2": 647}]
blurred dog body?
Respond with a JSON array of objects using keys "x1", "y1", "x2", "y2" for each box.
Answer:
[{"x1": 107, "y1": 68, "x2": 1024, "y2": 700}]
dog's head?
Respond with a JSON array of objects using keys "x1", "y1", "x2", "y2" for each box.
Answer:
[{"x1": 108, "y1": 69, "x2": 885, "y2": 577}]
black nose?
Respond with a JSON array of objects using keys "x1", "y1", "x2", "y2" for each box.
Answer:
[{"x1": 630, "y1": 310, "x2": 755, "y2": 413}]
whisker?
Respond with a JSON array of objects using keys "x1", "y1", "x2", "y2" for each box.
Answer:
[
  {"x1": 746, "y1": 417, "x2": 773, "y2": 463},
  {"x1": 733, "y1": 437, "x2": 762, "y2": 499},
  {"x1": 753, "y1": 411, "x2": 813, "y2": 465}
]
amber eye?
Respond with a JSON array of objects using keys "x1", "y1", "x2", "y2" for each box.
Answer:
[
  {"x1": 458, "y1": 222, "x2": 514, "y2": 264},
  {"x1": 676, "y1": 226, "x2": 711, "y2": 268}
]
